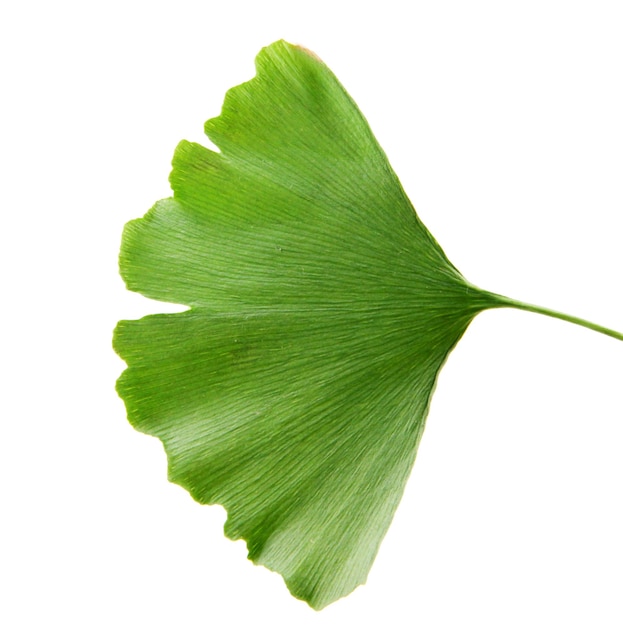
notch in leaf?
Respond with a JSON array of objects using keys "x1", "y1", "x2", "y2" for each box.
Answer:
[{"x1": 114, "y1": 40, "x2": 622, "y2": 609}]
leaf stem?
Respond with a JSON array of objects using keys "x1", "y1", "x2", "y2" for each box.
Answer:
[{"x1": 489, "y1": 294, "x2": 623, "y2": 342}]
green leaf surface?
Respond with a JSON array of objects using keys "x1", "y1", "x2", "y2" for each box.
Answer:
[{"x1": 114, "y1": 40, "x2": 621, "y2": 609}]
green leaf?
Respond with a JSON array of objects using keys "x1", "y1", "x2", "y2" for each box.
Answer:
[{"x1": 114, "y1": 40, "x2": 622, "y2": 609}]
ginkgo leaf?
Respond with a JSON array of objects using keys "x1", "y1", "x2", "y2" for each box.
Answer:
[{"x1": 114, "y1": 40, "x2": 622, "y2": 610}]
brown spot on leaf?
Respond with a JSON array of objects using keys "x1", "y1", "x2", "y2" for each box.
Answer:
[{"x1": 294, "y1": 44, "x2": 325, "y2": 64}]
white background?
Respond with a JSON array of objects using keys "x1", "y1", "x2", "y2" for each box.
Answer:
[{"x1": 2, "y1": 1, "x2": 622, "y2": 624}]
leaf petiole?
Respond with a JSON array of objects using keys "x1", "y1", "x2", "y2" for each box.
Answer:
[{"x1": 489, "y1": 294, "x2": 623, "y2": 342}]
